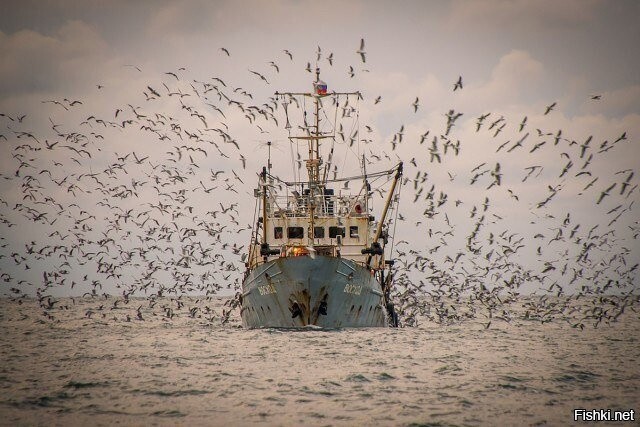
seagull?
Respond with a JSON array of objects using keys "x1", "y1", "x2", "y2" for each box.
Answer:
[
  {"x1": 476, "y1": 113, "x2": 490, "y2": 131},
  {"x1": 132, "y1": 152, "x2": 149, "y2": 164},
  {"x1": 147, "y1": 86, "x2": 161, "y2": 97},
  {"x1": 453, "y1": 76, "x2": 463, "y2": 91},
  {"x1": 232, "y1": 170, "x2": 244, "y2": 184},
  {"x1": 429, "y1": 138, "x2": 441, "y2": 163},
  {"x1": 529, "y1": 140, "x2": 546, "y2": 153},
  {"x1": 211, "y1": 76, "x2": 227, "y2": 87},
  {"x1": 544, "y1": 102, "x2": 557, "y2": 115},
  {"x1": 507, "y1": 132, "x2": 529, "y2": 153},
  {"x1": 614, "y1": 132, "x2": 627, "y2": 144},
  {"x1": 580, "y1": 136, "x2": 592, "y2": 158},
  {"x1": 357, "y1": 38, "x2": 366, "y2": 63},
  {"x1": 490, "y1": 162, "x2": 502, "y2": 186},
  {"x1": 620, "y1": 172, "x2": 634, "y2": 195},
  {"x1": 45, "y1": 140, "x2": 60, "y2": 150},
  {"x1": 249, "y1": 69, "x2": 269, "y2": 84},
  {"x1": 518, "y1": 116, "x2": 528, "y2": 132},
  {"x1": 283, "y1": 49, "x2": 293, "y2": 60},
  {"x1": 42, "y1": 100, "x2": 68, "y2": 111},
  {"x1": 412, "y1": 97, "x2": 419, "y2": 113},
  {"x1": 597, "y1": 183, "x2": 616, "y2": 204},
  {"x1": 419, "y1": 131, "x2": 429, "y2": 144},
  {"x1": 220, "y1": 47, "x2": 230, "y2": 56}
]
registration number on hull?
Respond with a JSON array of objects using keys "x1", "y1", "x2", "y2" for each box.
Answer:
[
  {"x1": 258, "y1": 283, "x2": 276, "y2": 295},
  {"x1": 343, "y1": 283, "x2": 363, "y2": 295}
]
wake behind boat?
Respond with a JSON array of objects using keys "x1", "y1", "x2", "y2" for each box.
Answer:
[{"x1": 240, "y1": 69, "x2": 402, "y2": 328}]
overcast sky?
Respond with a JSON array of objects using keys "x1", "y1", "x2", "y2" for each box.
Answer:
[{"x1": 1, "y1": 0, "x2": 639, "y2": 297}]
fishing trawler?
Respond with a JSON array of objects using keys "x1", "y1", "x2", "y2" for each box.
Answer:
[{"x1": 240, "y1": 69, "x2": 402, "y2": 328}]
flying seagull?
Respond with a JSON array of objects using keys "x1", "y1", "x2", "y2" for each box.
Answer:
[
  {"x1": 412, "y1": 97, "x2": 419, "y2": 113},
  {"x1": 544, "y1": 102, "x2": 557, "y2": 115},
  {"x1": 453, "y1": 76, "x2": 463, "y2": 91},
  {"x1": 357, "y1": 38, "x2": 366, "y2": 63}
]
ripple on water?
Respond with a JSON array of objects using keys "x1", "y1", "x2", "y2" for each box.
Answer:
[
  {"x1": 434, "y1": 364, "x2": 462, "y2": 374},
  {"x1": 376, "y1": 372, "x2": 396, "y2": 380},
  {"x1": 64, "y1": 380, "x2": 110, "y2": 389},
  {"x1": 555, "y1": 370, "x2": 600, "y2": 384},
  {"x1": 405, "y1": 422, "x2": 460, "y2": 427},
  {"x1": 18, "y1": 391, "x2": 74, "y2": 408},
  {"x1": 141, "y1": 389, "x2": 211, "y2": 397},
  {"x1": 345, "y1": 373, "x2": 370, "y2": 382},
  {"x1": 150, "y1": 409, "x2": 186, "y2": 417}
]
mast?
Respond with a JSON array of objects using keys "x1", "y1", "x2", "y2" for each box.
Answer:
[
  {"x1": 275, "y1": 69, "x2": 361, "y2": 247},
  {"x1": 306, "y1": 68, "x2": 321, "y2": 246},
  {"x1": 261, "y1": 166, "x2": 268, "y2": 246},
  {"x1": 362, "y1": 153, "x2": 368, "y2": 226}
]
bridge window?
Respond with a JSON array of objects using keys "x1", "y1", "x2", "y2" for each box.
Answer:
[
  {"x1": 274, "y1": 227, "x2": 283, "y2": 239},
  {"x1": 314, "y1": 226, "x2": 325, "y2": 238},
  {"x1": 287, "y1": 226, "x2": 304, "y2": 239},
  {"x1": 329, "y1": 226, "x2": 345, "y2": 238},
  {"x1": 350, "y1": 226, "x2": 359, "y2": 238}
]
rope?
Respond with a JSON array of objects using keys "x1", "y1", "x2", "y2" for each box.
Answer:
[{"x1": 248, "y1": 179, "x2": 260, "y2": 263}]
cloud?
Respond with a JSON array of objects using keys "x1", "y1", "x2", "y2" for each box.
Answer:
[
  {"x1": 447, "y1": 0, "x2": 602, "y2": 33},
  {"x1": 468, "y1": 49, "x2": 545, "y2": 109},
  {"x1": 0, "y1": 20, "x2": 110, "y2": 97},
  {"x1": 146, "y1": 0, "x2": 364, "y2": 42}
]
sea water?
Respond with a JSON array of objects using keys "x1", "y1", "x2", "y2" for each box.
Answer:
[{"x1": 1, "y1": 297, "x2": 638, "y2": 426}]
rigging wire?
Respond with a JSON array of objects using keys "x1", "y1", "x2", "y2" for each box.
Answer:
[
  {"x1": 287, "y1": 127, "x2": 297, "y2": 184},
  {"x1": 318, "y1": 94, "x2": 339, "y2": 183},
  {"x1": 248, "y1": 178, "x2": 260, "y2": 262},
  {"x1": 346, "y1": 93, "x2": 361, "y2": 160},
  {"x1": 266, "y1": 165, "x2": 396, "y2": 187},
  {"x1": 328, "y1": 94, "x2": 339, "y2": 180}
]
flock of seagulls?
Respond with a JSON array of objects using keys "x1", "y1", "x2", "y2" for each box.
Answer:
[
  {"x1": 0, "y1": 38, "x2": 638, "y2": 329},
  {"x1": 385, "y1": 90, "x2": 638, "y2": 327}
]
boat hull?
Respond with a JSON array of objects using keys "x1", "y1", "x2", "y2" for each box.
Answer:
[{"x1": 241, "y1": 255, "x2": 387, "y2": 328}]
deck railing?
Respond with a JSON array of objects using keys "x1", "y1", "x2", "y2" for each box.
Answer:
[{"x1": 267, "y1": 194, "x2": 367, "y2": 218}]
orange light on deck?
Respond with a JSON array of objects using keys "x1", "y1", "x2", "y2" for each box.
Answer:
[{"x1": 290, "y1": 246, "x2": 309, "y2": 257}]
